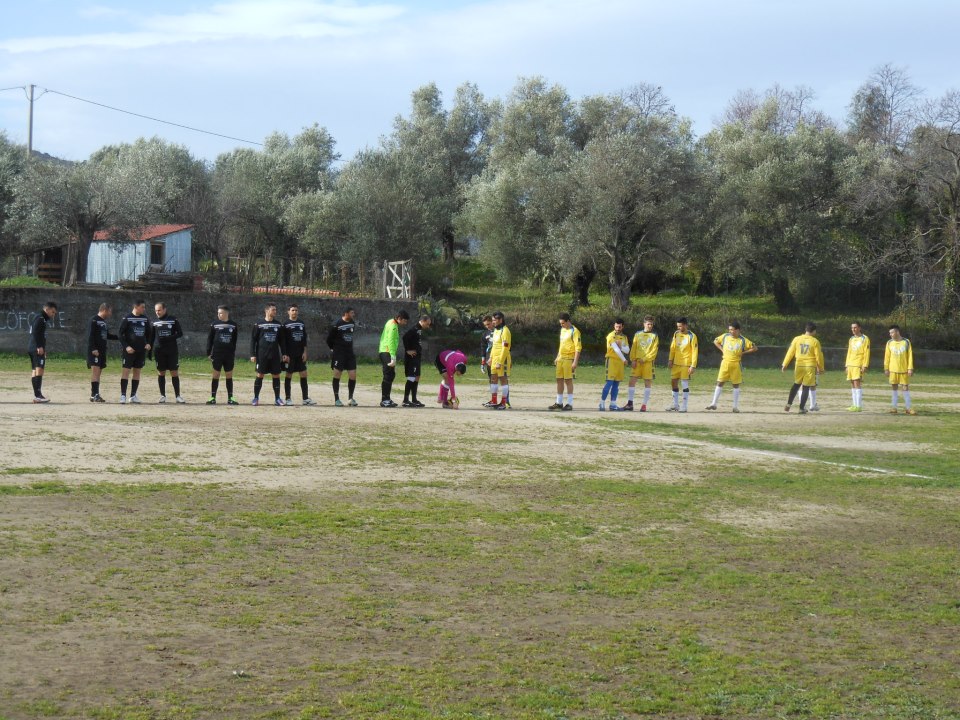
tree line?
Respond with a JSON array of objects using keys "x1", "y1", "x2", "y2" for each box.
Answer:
[{"x1": 1, "y1": 64, "x2": 958, "y2": 315}]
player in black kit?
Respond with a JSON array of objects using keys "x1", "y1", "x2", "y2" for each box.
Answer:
[
  {"x1": 118, "y1": 299, "x2": 153, "y2": 404},
  {"x1": 152, "y1": 302, "x2": 185, "y2": 403},
  {"x1": 206, "y1": 305, "x2": 239, "y2": 405},
  {"x1": 87, "y1": 303, "x2": 117, "y2": 402},
  {"x1": 327, "y1": 307, "x2": 358, "y2": 407},
  {"x1": 282, "y1": 304, "x2": 316, "y2": 406},
  {"x1": 250, "y1": 303, "x2": 286, "y2": 406},
  {"x1": 402, "y1": 315, "x2": 432, "y2": 407},
  {"x1": 28, "y1": 301, "x2": 58, "y2": 403}
]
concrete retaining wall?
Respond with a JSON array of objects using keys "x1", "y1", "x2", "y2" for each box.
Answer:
[{"x1": 0, "y1": 288, "x2": 416, "y2": 358}]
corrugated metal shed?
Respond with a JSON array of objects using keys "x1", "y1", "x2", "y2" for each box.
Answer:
[{"x1": 86, "y1": 225, "x2": 193, "y2": 285}]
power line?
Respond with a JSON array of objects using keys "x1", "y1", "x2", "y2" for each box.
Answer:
[
  {"x1": 0, "y1": 85, "x2": 26, "y2": 93},
  {"x1": 39, "y1": 87, "x2": 263, "y2": 147}
]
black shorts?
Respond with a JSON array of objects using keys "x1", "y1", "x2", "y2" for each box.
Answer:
[
  {"x1": 87, "y1": 350, "x2": 107, "y2": 369},
  {"x1": 29, "y1": 351, "x2": 45, "y2": 370},
  {"x1": 404, "y1": 355, "x2": 421, "y2": 378},
  {"x1": 331, "y1": 350, "x2": 357, "y2": 372},
  {"x1": 256, "y1": 353, "x2": 282, "y2": 376},
  {"x1": 121, "y1": 350, "x2": 146, "y2": 369},
  {"x1": 155, "y1": 347, "x2": 179, "y2": 372},
  {"x1": 211, "y1": 354, "x2": 235, "y2": 373},
  {"x1": 283, "y1": 356, "x2": 307, "y2": 374}
]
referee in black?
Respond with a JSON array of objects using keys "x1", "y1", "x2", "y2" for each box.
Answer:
[{"x1": 402, "y1": 315, "x2": 432, "y2": 407}]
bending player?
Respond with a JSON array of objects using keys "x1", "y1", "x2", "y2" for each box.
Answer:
[{"x1": 435, "y1": 349, "x2": 468, "y2": 409}]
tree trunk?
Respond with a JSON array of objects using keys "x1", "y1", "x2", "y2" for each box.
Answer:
[
  {"x1": 772, "y1": 275, "x2": 800, "y2": 315},
  {"x1": 441, "y1": 227, "x2": 456, "y2": 264},
  {"x1": 608, "y1": 255, "x2": 632, "y2": 312},
  {"x1": 571, "y1": 265, "x2": 596, "y2": 307}
]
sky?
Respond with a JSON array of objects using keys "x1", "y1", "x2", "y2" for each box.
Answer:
[{"x1": 1, "y1": 0, "x2": 958, "y2": 163}]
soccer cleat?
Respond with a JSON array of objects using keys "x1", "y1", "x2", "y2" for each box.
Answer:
[
  {"x1": 348, "y1": 398, "x2": 358, "y2": 407},
  {"x1": 679, "y1": 408, "x2": 687, "y2": 413},
  {"x1": 33, "y1": 396, "x2": 50, "y2": 404},
  {"x1": 334, "y1": 399, "x2": 345, "y2": 407},
  {"x1": 623, "y1": 401, "x2": 634, "y2": 411},
  {"x1": 412, "y1": 400, "x2": 425, "y2": 408},
  {"x1": 609, "y1": 403, "x2": 620, "y2": 411},
  {"x1": 251, "y1": 397, "x2": 259, "y2": 406},
  {"x1": 483, "y1": 400, "x2": 499, "y2": 408},
  {"x1": 284, "y1": 398, "x2": 294, "y2": 406},
  {"x1": 784, "y1": 404, "x2": 791, "y2": 413},
  {"x1": 853, "y1": 406, "x2": 862, "y2": 412},
  {"x1": 303, "y1": 398, "x2": 317, "y2": 406},
  {"x1": 549, "y1": 402, "x2": 564, "y2": 411},
  {"x1": 130, "y1": 395, "x2": 141, "y2": 404},
  {"x1": 562, "y1": 404, "x2": 573, "y2": 411},
  {"x1": 119, "y1": 394, "x2": 127, "y2": 404},
  {"x1": 809, "y1": 405, "x2": 820, "y2": 412},
  {"x1": 402, "y1": 400, "x2": 415, "y2": 407},
  {"x1": 798, "y1": 408, "x2": 808, "y2": 414},
  {"x1": 176, "y1": 396, "x2": 186, "y2": 404},
  {"x1": 905, "y1": 408, "x2": 917, "y2": 415},
  {"x1": 888, "y1": 408, "x2": 898, "y2": 414},
  {"x1": 158, "y1": 396, "x2": 167, "y2": 404},
  {"x1": 705, "y1": 404, "x2": 717, "y2": 410},
  {"x1": 441, "y1": 401, "x2": 453, "y2": 409},
  {"x1": 846, "y1": 406, "x2": 858, "y2": 412},
  {"x1": 665, "y1": 405, "x2": 678, "y2": 412},
  {"x1": 227, "y1": 397, "x2": 239, "y2": 406},
  {"x1": 206, "y1": 396, "x2": 217, "y2": 405},
  {"x1": 275, "y1": 397, "x2": 285, "y2": 406},
  {"x1": 90, "y1": 394, "x2": 106, "y2": 403},
  {"x1": 639, "y1": 404, "x2": 647, "y2": 412},
  {"x1": 494, "y1": 401, "x2": 511, "y2": 410},
  {"x1": 731, "y1": 407, "x2": 740, "y2": 413},
  {"x1": 598, "y1": 403, "x2": 605, "y2": 412},
  {"x1": 380, "y1": 399, "x2": 398, "y2": 408}
]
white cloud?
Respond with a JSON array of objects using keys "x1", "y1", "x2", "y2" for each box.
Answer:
[{"x1": 0, "y1": 0, "x2": 406, "y2": 52}]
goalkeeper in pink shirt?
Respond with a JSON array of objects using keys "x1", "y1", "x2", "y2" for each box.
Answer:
[{"x1": 435, "y1": 349, "x2": 468, "y2": 409}]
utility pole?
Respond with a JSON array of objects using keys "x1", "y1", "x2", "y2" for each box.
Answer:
[{"x1": 27, "y1": 84, "x2": 35, "y2": 157}]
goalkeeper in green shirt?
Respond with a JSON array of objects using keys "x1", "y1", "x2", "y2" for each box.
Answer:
[{"x1": 378, "y1": 310, "x2": 410, "y2": 407}]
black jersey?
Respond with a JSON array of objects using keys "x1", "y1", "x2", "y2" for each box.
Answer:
[
  {"x1": 118, "y1": 312, "x2": 153, "y2": 352},
  {"x1": 27, "y1": 311, "x2": 49, "y2": 353},
  {"x1": 207, "y1": 319, "x2": 239, "y2": 356},
  {"x1": 251, "y1": 319, "x2": 284, "y2": 358},
  {"x1": 87, "y1": 315, "x2": 118, "y2": 355},
  {"x1": 403, "y1": 323, "x2": 426, "y2": 356},
  {"x1": 327, "y1": 318, "x2": 356, "y2": 353},
  {"x1": 480, "y1": 329, "x2": 494, "y2": 361},
  {"x1": 151, "y1": 315, "x2": 183, "y2": 350},
  {"x1": 282, "y1": 320, "x2": 307, "y2": 357}
]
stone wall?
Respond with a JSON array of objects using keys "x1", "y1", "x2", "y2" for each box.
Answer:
[{"x1": 0, "y1": 288, "x2": 416, "y2": 358}]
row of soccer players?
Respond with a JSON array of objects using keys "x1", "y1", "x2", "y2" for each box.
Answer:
[{"x1": 476, "y1": 313, "x2": 917, "y2": 414}]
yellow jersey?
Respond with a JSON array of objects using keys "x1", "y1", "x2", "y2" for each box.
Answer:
[
  {"x1": 490, "y1": 325, "x2": 512, "y2": 364},
  {"x1": 605, "y1": 330, "x2": 629, "y2": 361},
  {"x1": 630, "y1": 331, "x2": 658, "y2": 364},
  {"x1": 783, "y1": 334, "x2": 824, "y2": 369},
  {"x1": 714, "y1": 333, "x2": 755, "y2": 363},
  {"x1": 884, "y1": 339, "x2": 914, "y2": 374},
  {"x1": 669, "y1": 331, "x2": 698, "y2": 368},
  {"x1": 846, "y1": 334, "x2": 870, "y2": 368},
  {"x1": 557, "y1": 325, "x2": 582, "y2": 359}
]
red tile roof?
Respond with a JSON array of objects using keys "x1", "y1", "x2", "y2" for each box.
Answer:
[{"x1": 92, "y1": 224, "x2": 194, "y2": 242}]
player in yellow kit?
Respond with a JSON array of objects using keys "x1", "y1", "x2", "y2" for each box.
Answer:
[
  {"x1": 549, "y1": 313, "x2": 581, "y2": 411},
  {"x1": 845, "y1": 322, "x2": 870, "y2": 412},
  {"x1": 705, "y1": 322, "x2": 757, "y2": 413},
  {"x1": 667, "y1": 317, "x2": 698, "y2": 412},
  {"x1": 486, "y1": 311, "x2": 512, "y2": 409},
  {"x1": 884, "y1": 325, "x2": 916, "y2": 415},
  {"x1": 782, "y1": 322, "x2": 825, "y2": 414},
  {"x1": 625, "y1": 315, "x2": 658, "y2": 412},
  {"x1": 599, "y1": 319, "x2": 629, "y2": 411}
]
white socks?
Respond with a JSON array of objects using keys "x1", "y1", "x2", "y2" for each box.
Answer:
[
  {"x1": 732, "y1": 387, "x2": 741, "y2": 409},
  {"x1": 711, "y1": 386, "x2": 723, "y2": 405}
]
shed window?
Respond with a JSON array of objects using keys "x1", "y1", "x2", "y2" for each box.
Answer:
[{"x1": 150, "y1": 242, "x2": 164, "y2": 267}]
